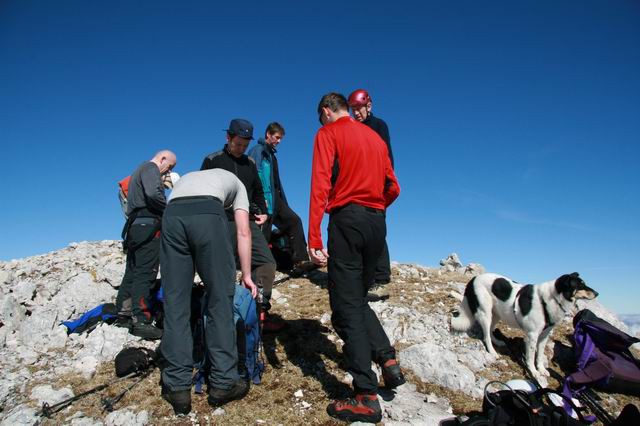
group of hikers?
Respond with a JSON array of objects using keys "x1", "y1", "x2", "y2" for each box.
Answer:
[{"x1": 115, "y1": 89, "x2": 401, "y2": 423}]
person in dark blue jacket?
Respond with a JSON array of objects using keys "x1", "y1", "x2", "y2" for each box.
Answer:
[
  {"x1": 348, "y1": 89, "x2": 394, "y2": 297},
  {"x1": 248, "y1": 122, "x2": 312, "y2": 272}
]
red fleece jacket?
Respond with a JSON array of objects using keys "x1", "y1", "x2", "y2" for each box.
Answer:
[{"x1": 308, "y1": 116, "x2": 400, "y2": 249}]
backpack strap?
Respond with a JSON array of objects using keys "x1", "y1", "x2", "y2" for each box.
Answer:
[{"x1": 535, "y1": 388, "x2": 591, "y2": 423}]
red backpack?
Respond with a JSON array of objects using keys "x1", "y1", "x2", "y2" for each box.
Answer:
[{"x1": 118, "y1": 176, "x2": 131, "y2": 218}]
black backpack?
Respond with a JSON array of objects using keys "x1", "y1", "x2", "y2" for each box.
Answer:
[{"x1": 445, "y1": 382, "x2": 589, "y2": 426}]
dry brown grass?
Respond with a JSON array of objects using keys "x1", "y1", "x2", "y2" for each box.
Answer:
[{"x1": 30, "y1": 267, "x2": 639, "y2": 424}]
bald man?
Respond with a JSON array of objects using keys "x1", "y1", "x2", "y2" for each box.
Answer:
[{"x1": 116, "y1": 150, "x2": 177, "y2": 340}]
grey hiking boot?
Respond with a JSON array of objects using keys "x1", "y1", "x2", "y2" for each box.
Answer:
[
  {"x1": 208, "y1": 379, "x2": 250, "y2": 407},
  {"x1": 161, "y1": 385, "x2": 191, "y2": 416},
  {"x1": 131, "y1": 323, "x2": 163, "y2": 340},
  {"x1": 366, "y1": 281, "x2": 390, "y2": 302}
]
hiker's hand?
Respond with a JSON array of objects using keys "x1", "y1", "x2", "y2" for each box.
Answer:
[
  {"x1": 242, "y1": 275, "x2": 258, "y2": 298},
  {"x1": 254, "y1": 214, "x2": 267, "y2": 225},
  {"x1": 308, "y1": 248, "x2": 328, "y2": 267}
]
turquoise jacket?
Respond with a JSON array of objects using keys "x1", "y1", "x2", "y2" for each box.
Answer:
[{"x1": 248, "y1": 139, "x2": 287, "y2": 215}]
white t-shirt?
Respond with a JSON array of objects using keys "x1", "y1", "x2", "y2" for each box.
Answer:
[{"x1": 169, "y1": 169, "x2": 249, "y2": 212}]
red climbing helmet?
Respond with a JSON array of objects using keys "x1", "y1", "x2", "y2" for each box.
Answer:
[{"x1": 348, "y1": 89, "x2": 372, "y2": 108}]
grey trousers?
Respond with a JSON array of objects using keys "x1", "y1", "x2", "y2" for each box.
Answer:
[{"x1": 160, "y1": 197, "x2": 239, "y2": 391}]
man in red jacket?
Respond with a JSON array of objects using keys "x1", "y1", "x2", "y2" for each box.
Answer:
[{"x1": 308, "y1": 92, "x2": 404, "y2": 423}]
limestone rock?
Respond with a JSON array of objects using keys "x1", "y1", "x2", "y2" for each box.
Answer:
[
  {"x1": 105, "y1": 409, "x2": 149, "y2": 426},
  {"x1": 380, "y1": 383, "x2": 452, "y2": 425},
  {"x1": 439, "y1": 253, "x2": 463, "y2": 272},
  {"x1": 400, "y1": 343, "x2": 482, "y2": 397},
  {"x1": 30, "y1": 384, "x2": 74, "y2": 406},
  {"x1": 0, "y1": 404, "x2": 38, "y2": 426}
]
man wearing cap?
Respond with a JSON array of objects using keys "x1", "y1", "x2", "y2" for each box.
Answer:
[
  {"x1": 309, "y1": 93, "x2": 403, "y2": 423},
  {"x1": 159, "y1": 168, "x2": 257, "y2": 415},
  {"x1": 116, "y1": 150, "x2": 177, "y2": 340},
  {"x1": 248, "y1": 122, "x2": 314, "y2": 274},
  {"x1": 348, "y1": 89, "x2": 394, "y2": 299},
  {"x1": 201, "y1": 119, "x2": 281, "y2": 331}
]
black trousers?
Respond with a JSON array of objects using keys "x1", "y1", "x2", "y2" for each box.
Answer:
[
  {"x1": 160, "y1": 197, "x2": 239, "y2": 391},
  {"x1": 116, "y1": 220, "x2": 160, "y2": 323},
  {"x1": 327, "y1": 204, "x2": 396, "y2": 394},
  {"x1": 262, "y1": 197, "x2": 309, "y2": 264},
  {"x1": 227, "y1": 221, "x2": 275, "y2": 269},
  {"x1": 374, "y1": 241, "x2": 391, "y2": 284},
  {"x1": 227, "y1": 220, "x2": 276, "y2": 310}
]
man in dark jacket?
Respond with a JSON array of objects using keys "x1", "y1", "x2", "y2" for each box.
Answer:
[
  {"x1": 248, "y1": 122, "x2": 312, "y2": 272},
  {"x1": 348, "y1": 89, "x2": 394, "y2": 298},
  {"x1": 116, "y1": 150, "x2": 177, "y2": 340},
  {"x1": 201, "y1": 119, "x2": 282, "y2": 331}
]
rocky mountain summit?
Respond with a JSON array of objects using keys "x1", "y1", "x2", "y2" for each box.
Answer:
[{"x1": 0, "y1": 242, "x2": 637, "y2": 425}]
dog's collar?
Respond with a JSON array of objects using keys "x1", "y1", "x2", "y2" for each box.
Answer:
[{"x1": 553, "y1": 294, "x2": 571, "y2": 316}]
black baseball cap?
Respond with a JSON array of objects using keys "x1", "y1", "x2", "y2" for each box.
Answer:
[{"x1": 225, "y1": 118, "x2": 254, "y2": 140}]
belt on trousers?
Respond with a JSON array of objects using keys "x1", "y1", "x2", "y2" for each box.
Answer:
[
  {"x1": 166, "y1": 195, "x2": 223, "y2": 216},
  {"x1": 131, "y1": 217, "x2": 157, "y2": 225},
  {"x1": 330, "y1": 203, "x2": 385, "y2": 216}
]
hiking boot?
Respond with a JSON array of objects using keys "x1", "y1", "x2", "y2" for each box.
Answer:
[
  {"x1": 290, "y1": 260, "x2": 319, "y2": 277},
  {"x1": 366, "y1": 281, "x2": 390, "y2": 302},
  {"x1": 381, "y1": 358, "x2": 406, "y2": 389},
  {"x1": 113, "y1": 315, "x2": 132, "y2": 330},
  {"x1": 208, "y1": 379, "x2": 250, "y2": 407},
  {"x1": 262, "y1": 313, "x2": 286, "y2": 333},
  {"x1": 131, "y1": 323, "x2": 163, "y2": 340},
  {"x1": 161, "y1": 385, "x2": 191, "y2": 416},
  {"x1": 326, "y1": 393, "x2": 382, "y2": 423}
]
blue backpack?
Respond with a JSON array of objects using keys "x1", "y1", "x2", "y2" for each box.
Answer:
[
  {"x1": 62, "y1": 303, "x2": 118, "y2": 334},
  {"x1": 193, "y1": 285, "x2": 263, "y2": 392},
  {"x1": 233, "y1": 284, "x2": 263, "y2": 384}
]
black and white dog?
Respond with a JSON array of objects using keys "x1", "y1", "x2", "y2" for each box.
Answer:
[{"x1": 451, "y1": 272, "x2": 598, "y2": 385}]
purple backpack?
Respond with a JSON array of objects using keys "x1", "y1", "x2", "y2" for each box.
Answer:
[{"x1": 563, "y1": 309, "x2": 640, "y2": 423}]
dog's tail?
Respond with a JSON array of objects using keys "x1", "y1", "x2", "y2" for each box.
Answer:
[
  {"x1": 451, "y1": 279, "x2": 476, "y2": 332},
  {"x1": 451, "y1": 298, "x2": 474, "y2": 331}
]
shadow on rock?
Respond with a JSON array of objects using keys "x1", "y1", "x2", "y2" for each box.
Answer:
[{"x1": 262, "y1": 317, "x2": 351, "y2": 399}]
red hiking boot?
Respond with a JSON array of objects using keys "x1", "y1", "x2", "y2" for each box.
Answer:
[
  {"x1": 326, "y1": 394, "x2": 382, "y2": 423},
  {"x1": 381, "y1": 359, "x2": 406, "y2": 389}
]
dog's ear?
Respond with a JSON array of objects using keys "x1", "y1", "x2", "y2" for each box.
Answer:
[
  {"x1": 570, "y1": 272, "x2": 580, "y2": 278},
  {"x1": 555, "y1": 274, "x2": 577, "y2": 301}
]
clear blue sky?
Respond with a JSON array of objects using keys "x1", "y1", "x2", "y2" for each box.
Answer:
[{"x1": 1, "y1": 1, "x2": 638, "y2": 314}]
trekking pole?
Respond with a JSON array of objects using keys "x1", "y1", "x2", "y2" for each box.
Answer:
[
  {"x1": 579, "y1": 388, "x2": 615, "y2": 425},
  {"x1": 102, "y1": 369, "x2": 153, "y2": 412},
  {"x1": 273, "y1": 275, "x2": 292, "y2": 287},
  {"x1": 37, "y1": 371, "x2": 139, "y2": 418}
]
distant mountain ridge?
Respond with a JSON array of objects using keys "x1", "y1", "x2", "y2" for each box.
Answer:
[{"x1": 619, "y1": 314, "x2": 640, "y2": 338}]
